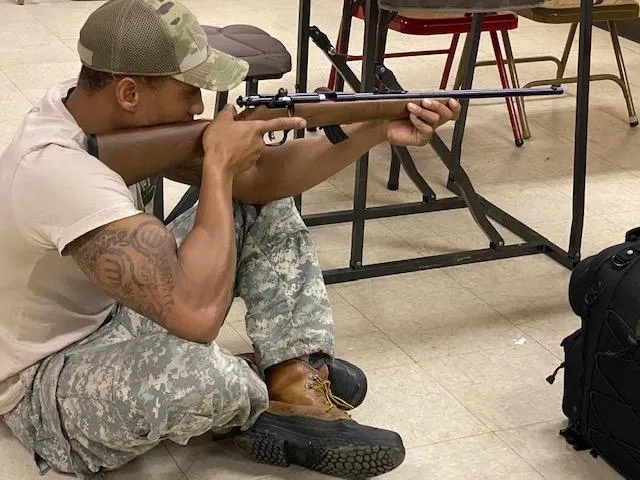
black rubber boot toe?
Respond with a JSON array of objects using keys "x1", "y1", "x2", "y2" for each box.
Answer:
[{"x1": 234, "y1": 411, "x2": 405, "y2": 479}]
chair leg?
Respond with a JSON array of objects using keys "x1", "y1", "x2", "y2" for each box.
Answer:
[
  {"x1": 440, "y1": 33, "x2": 460, "y2": 89},
  {"x1": 490, "y1": 31, "x2": 523, "y2": 147},
  {"x1": 555, "y1": 22, "x2": 578, "y2": 86},
  {"x1": 608, "y1": 20, "x2": 638, "y2": 126},
  {"x1": 453, "y1": 32, "x2": 472, "y2": 90},
  {"x1": 373, "y1": 15, "x2": 402, "y2": 191},
  {"x1": 331, "y1": 0, "x2": 356, "y2": 92},
  {"x1": 501, "y1": 29, "x2": 531, "y2": 139}
]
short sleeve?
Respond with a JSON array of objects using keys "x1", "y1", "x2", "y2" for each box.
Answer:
[{"x1": 11, "y1": 145, "x2": 143, "y2": 254}]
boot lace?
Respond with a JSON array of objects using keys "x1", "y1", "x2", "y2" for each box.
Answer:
[{"x1": 305, "y1": 373, "x2": 355, "y2": 412}]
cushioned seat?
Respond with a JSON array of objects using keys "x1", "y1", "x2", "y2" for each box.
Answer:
[{"x1": 201, "y1": 25, "x2": 292, "y2": 81}]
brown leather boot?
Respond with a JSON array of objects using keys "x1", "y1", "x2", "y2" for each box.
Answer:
[
  {"x1": 234, "y1": 359, "x2": 405, "y2": 479},
  {"x1": 266, "y1": 359, "x2": 356, "y2": 417},
  {"x1": 237, "y1": 353, "x2": 367, "y2": 410}
]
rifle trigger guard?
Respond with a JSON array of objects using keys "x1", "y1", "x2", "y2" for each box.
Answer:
[{"x1": 266, "y1": 130, "x2": 289, "y2": 147}]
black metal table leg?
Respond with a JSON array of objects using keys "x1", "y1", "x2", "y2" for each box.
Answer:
[
  {"x1": 295, "y1": 0, "x2": 311, "y2": 105},
  {"x1": 294, "y1": 0, "x2": 312, "y2": 212},
  {"x1": 349, "y1": 0, "x2": 380, "y2": 269},
  {"x1": 568, "y1": 0, "x2": 593, "y2": 265}
]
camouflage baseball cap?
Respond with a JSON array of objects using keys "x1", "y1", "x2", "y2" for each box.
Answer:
[{"x1": 77, "y1": 0, "x2": 249, "y2": 92}]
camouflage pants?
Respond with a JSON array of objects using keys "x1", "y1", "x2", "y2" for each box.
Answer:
[{"x1": 2, "y1": 197, "x2": 335, "y2": 479}]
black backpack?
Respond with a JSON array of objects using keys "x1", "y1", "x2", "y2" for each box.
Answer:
[{"x1": 548, "y1": 227, "x2": 640, "y2": 479}]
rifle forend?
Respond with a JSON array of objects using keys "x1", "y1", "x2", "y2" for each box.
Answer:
[{"x1": 234, "y1": 86, "x2": 563, "y2": 143}]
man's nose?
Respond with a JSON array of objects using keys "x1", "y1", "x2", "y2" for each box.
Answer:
[{"x1": 190, "y1": 93, "x2": 205, "y2": 116}]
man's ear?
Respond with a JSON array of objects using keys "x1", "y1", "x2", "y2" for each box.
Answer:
[{"x1": 114, "y1": 77, "x2": 140, "y2": 112}]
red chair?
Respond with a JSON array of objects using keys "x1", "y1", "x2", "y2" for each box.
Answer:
[{"x1": 328, "y1": 1, "x2": 525, "y2": 146}]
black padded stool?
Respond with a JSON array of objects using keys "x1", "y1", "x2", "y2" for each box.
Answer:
[{"x1": 154, "y1": 24, "x2": 292, "y2": 224}]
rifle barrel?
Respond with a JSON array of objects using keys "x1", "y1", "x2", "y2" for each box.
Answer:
[{"x1": 237, "y1": 87, "x2": 563, "y2": 108}]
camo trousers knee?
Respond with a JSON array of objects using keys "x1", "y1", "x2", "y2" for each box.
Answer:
[{"x1": 2, "y1": 197, "x2": 335, "y2": 478}]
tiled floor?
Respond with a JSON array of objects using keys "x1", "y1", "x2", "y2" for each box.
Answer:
[{"x1": 0, "y1": 0, "x2": 637, "y2": 478}]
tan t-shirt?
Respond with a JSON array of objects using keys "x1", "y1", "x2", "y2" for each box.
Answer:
[{"x1": 0, "y1": 79, "x2": 154, "y2": 415}]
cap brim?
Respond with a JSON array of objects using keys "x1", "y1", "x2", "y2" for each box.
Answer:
[{"x1": 172, "y1": 46, "x2": 249, "y2": 92}]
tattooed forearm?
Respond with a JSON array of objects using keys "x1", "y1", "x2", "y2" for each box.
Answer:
[{"x1": 66, "y1": 215, "x2": 181, "y2": 327}]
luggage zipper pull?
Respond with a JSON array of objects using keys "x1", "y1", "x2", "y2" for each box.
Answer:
[{"x1": 546, "y1": 362, "x2": 565, "y2": 384}]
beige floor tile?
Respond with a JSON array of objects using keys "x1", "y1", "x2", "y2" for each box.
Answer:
[
  {"x1": 489, "y1": 133, "x2": 619, "y2": 181},
  {"x1": 0, "y1": 434, "x2": 73, "y2": 479},
  {"x1": 26, "y1": 3, "x2": 100, "y2": 41},
  {"x1": 0, "y1": 119, "x2": 23, "y2": 151},
  {"x1": 0, "y1": 421, "x2": 10, "y2": 438},
  {"x1": 476, "y1": 179, "x2": 576, "y2": 229},
  {"x1": 302, "y1": 180, "x2": 353, "y2": 209},
  {"x1": 300, "y1": 198, "x2": 356, "y2": 216},
  {"x1": 334, "y1": 329, "x2": 414, "y2": 372},
  {"x1": 379, "y1": 211, "x2": 524, "y2": 258},
  {"x1": 443, "y1": 254, "x2": 567, "y2": 293},
  {"x1": 530, "y1": 106, "x2": 636, "y2": 145},
  {"x1": 353, "y1": 363, "x2": 488, "y2": 449},
  {"x1": 585, "y1": 130, "x2": 640, "y2": 172},
  {"x1": 496, "y1": 420, "x2": 624, "y2": 480},
  {"x1": 374, "y1": 290, "x2": 529, "y2": 362},
  {"x1": 419, "y1": 342, "x2": 565, "y2": 431},
  {"x1": 544, "y1": 170, "x2": 640, "y2": 218},
  {"x1": 2, "y1": 62, "x2": 81, "y2": 104},
  {"x1": 0, "y1": 87, "x2": 33, "y2": 118},
  {"x1": 0, "y1": 43, "x2": 75, "y2": 68},
  {"x1": 225, "y1": 298, "x2": 248, "y2": 325},
  {"x1": 215, "y1": 323, "x2": 254, "y2": 356},
  {"x1": 383, "y1": 433, "x2": 544, "y2": 480},
  {"x1": 166, "y1": 435, "x2": 290, "y2": 480},
  {"x1": 606, "y1": 209, "x2": 640, "y2": 233},
  {"x1": 531, "y1": 214, "x2": 627, "y2": 259},
  {"x1": 467, "y1": 271, "x2": 572, "y2": 325},
  {"x1": 328, "y1": 303, "x2": 380, "y2": 338},
  {"x1": 516, "y1": 310, "x2": 581, "y2": 359},
  {"x1": 310, "y1": 219, "x2": 402, "y2": 253},
  {"x1": 106, "y1": 444, "x2": 186, "y2": 480},
  {"x1": 333, "y1": 270, "x2": 461, "y2": 327}
]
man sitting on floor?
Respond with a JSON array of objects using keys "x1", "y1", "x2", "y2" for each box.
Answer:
[{"x1": 0, "y1": 0, "x2": 459, "y2": 478}]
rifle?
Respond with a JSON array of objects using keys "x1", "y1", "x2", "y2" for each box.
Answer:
[{"x1": 87, "y1": 86, "x2": 563, "y2": 185}]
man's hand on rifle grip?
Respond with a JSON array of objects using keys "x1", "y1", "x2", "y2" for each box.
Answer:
[{"x1": 201, "y1": 105, "x2": 306, "y2": 176}]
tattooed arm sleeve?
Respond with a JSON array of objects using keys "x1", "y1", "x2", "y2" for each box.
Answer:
[
  {"x1": 64, "y1": 213, "x2": 233, "y2": 342},
  {"x1": 65, "y1": 214, "x2": 182, "y2": 329}
]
